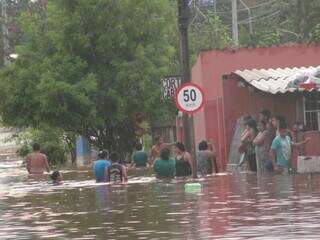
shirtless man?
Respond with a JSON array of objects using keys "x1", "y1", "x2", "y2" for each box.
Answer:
[
  {"x1": 26, "y1": 143, "x2": 50, "y2": 174},
  {"x1": 149, "y1": 136, "x2": 165, "y2": 166}
]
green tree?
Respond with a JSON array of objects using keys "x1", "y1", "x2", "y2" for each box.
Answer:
[
  {"x1": 189, "y1": 11, "x2": 232, "y2": 62},
  {"x1": 0, "y1": 0, "x2": 175, "y2": 157},
  {"x1": 209, "y1": 0, "x2": 320, "y2": 46},
  {"x1": 14, "y1": 126, "x2": 68, "y2": 165},
  {"x1": 310, "y1": 24, "x2": 320, "y2": 43}
]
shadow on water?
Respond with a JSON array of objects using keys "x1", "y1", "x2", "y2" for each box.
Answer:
[{"x1": 1, "y1": 159, "x2": 320, "y2": 239}]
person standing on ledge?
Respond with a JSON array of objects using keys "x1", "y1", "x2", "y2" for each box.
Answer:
[
  {"x1": 26, "y1": 143, "x2": 50, "y2": 174},
  {"x1": 270, "y1": 122, "x2": 310, "y2": 174}
]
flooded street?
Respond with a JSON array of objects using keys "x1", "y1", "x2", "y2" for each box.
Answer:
[{"x1": 2, "y1": 159, "x2": 320, "y2": 239}]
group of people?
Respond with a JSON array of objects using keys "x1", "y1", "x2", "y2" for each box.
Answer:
[
  {"x1": 24, "y1": 137, "x2": 218, "y2": 185},
  {"x1": 147, "y1": 136, "x2": 218, "y2": 179},
  {"x1": 151, "y1": 139, "x2": 193, "y2": 178},
  {"x1": 25, "y1": 110, "x2": 304, "y2": 185},
  {"x1": 239, "y1": 109, "x2": 310, "y2": 174},
  {"x1": 93, "y1": 136, "x2": 218, "y2": 182},
  {"x1": 94, "y1": 150, "x2": 128, "y2": 183}
]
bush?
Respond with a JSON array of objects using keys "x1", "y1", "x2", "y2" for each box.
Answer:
[
  {"x1": 310, "y1": 24, "x2": 320, "y2": 42},
  {"x1": 17, "y1": 144, "x2": 31, "y2": 157},
  {"x1": 15, "y1": 126, "x2": 68, "y2": 165}
]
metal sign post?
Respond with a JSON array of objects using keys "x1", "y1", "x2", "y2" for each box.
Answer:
[{"x1": 178, "y1": 0, "x2": 197, "y2": 178}]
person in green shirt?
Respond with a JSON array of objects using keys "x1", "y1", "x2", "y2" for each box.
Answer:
[
  {"x1": 153, "y1": 148, "x2": 175, "y2": 179},
  {"x1": 131, "y1": 143, "x2": 148, "y2": 168}
]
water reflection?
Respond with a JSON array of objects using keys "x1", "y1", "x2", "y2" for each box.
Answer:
[{"x1": 2, "y1": 159, "x2": 320, "y2": 239}]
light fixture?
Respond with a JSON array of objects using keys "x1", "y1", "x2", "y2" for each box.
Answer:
[{"x1": 9, "y1": 53, "x2": 19, "y2": 59}]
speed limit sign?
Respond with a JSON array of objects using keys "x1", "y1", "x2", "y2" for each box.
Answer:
[{"x1": 175, "y1": 82, "x2": 205, "y2": 114}]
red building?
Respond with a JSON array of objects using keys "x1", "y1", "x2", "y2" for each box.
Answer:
[{"x1": 191, "y1": 44, "x2": 320, "y2": 171}]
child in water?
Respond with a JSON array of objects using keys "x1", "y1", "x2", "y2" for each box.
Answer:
[{"x1": 50, "y1": 171, "x2": 62, "y2": 185}]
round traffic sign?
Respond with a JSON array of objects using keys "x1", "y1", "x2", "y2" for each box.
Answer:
[{"x1": 175, "y1": 83, "x2": 205, "y2": 114}]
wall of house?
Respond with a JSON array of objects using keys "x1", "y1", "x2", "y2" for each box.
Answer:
[
  {"x1": 191, "y1": 55, "x2": 207, "y2": 149},
  {"x1": 191, "y1": 44, "x2": 320, "y2": 170},
  {"x1": 304, "y1": 131, "x2": 320, "y2": 156}
]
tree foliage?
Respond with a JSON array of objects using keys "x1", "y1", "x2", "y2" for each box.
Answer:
[
  {"x1": 14, "y1": 126, "x2": 68, "y2": 165},
  {"x1": 189, "y1": 11, "x2": 232, "y2": 62},
  {"x1": 212, "y1": 0, "x2": 320, "y2": 47},
  {"x1": 0, "y1": 0, "x2": 175, "y2": 156}
]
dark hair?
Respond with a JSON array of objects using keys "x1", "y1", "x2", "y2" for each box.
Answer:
[
  {"x1": 258, "y1": 120, "x2": 267, "y2": 127},
  {"x1": 110, "y1": 152, "x2": 120, "y2": 163},
  {"x1": 275, "y1": 115, "x2": 286, "y2": 123},
  {"x1": 98, "y1": 150, "x2": 108, "y2": 159},
  {"x1": 160, "y1": 148, "x2": 170, "y2": 160},
  {"x1": 246, "y1": 119, "x2": 257, "y2": 130},
  {"x1": 136, "y1": 143, "x2": 143, "y2": 151},
  {"x1": 260, "y1": 109, "x2": 271, "y2": 120},
  {"x1": 279, "y1": 121, "x2": 288, "y2": 130},
  {"x1": 32, "y1": 143, "x2": 40, "y2": 151},
  {"x1": 50, "y1": 171, "x2": 61, "y2": 181},
  {"x1": 174, "y1": 142, "x2": 186, "y2": 152},
  {"x1": 154, "y1": 135, "x2": 161, "y2": 142},
  {"x1": 198, "y1": 140, "x2": 208, "y2": 151},
  {"x1": 243, "y1": 115, "x2": 252, "y2": 124}
]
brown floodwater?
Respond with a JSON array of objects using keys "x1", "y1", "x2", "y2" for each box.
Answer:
[{"x1": 1, "y1": 158, "x2": 320, "y2": 239}]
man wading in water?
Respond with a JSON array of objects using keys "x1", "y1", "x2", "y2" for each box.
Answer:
[
  {"x1": 26, "y1": 143, "x2": 50, "y2": 174},
  {"x1": 106, "y1": 152, "x2": 128, "y2": 183}
]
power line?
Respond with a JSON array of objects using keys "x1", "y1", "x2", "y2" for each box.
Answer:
[
  {"x1": 201, "y1": 0, "x2": 278, "y2": 14},
  {"x1": 238, "y1": 10, "x2": 280, "y2": 25}
]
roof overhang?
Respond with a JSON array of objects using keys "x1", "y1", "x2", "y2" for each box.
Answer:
[{"x1": 224, "y1": 66, "x2": 320, "y2": 94}]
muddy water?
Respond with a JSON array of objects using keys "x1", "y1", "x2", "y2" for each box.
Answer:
[{"x1": 1, "y1": 159, "x2": 320, "y2": 239}]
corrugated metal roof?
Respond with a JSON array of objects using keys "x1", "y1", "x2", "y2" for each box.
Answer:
[{"x1": 232, "y1": 66, "x2": 320, "y2": 94}]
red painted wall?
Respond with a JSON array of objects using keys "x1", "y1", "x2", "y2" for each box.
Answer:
[
  {"x1": 192, "y1": 56, "x2": 207, "y2": 148},
  {"x1": 304, "y1": 131, "x2": 320, "y2": 156},
  {"x1": 191, "y1": 44, "x2": 320, "y2": 170}
]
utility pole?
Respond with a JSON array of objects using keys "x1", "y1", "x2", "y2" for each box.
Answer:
[
  {"x1": 231, "y1": 0, "x2": 239, "y2": 46},
  {"x1": 177, "y1": 0, "x2": 197, "y2": 178},
  {"x1": 1, "y1": 0, "x2": 9, "y2": 65}
]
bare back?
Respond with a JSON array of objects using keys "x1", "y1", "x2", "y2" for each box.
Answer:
[{"x1": 26, "y1": 152, "x2": 49, "y2": 174}]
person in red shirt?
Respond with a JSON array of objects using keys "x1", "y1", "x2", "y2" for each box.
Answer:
[{"x1": 26, "y1": 143, "x2": 50, "y2": 174}]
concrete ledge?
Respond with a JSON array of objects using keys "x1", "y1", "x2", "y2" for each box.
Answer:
[
  {"x1": 76, "y1": 155, "x2": 91, "y2": 167},
  {"x1": 297, "y1": 156, "x2": 320, "y2": 173}
]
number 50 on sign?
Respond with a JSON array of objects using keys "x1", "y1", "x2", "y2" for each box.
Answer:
[{"x1": 175, "y1": 83, "x2": 205, "y2": 114}]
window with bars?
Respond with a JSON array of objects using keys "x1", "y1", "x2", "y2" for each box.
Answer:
[{"x1": 304, "y1": 94, "x2": 320, "y2": 131}]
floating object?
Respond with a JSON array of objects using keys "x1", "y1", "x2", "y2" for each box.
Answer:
[
  {"x1": 299, "y1": 82, "x2": 317, "y2": 91},
  {"x1": 184, "y1": 183, "x2": 202, "y2": 193}
]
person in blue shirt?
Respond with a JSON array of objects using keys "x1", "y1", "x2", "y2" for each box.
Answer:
[
  {"x1": 93, "y1": 150, "x2": 111, "y2": 182},
  {"x1": 270, "y1": 122, "x2": 310, "y2": 173}
]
